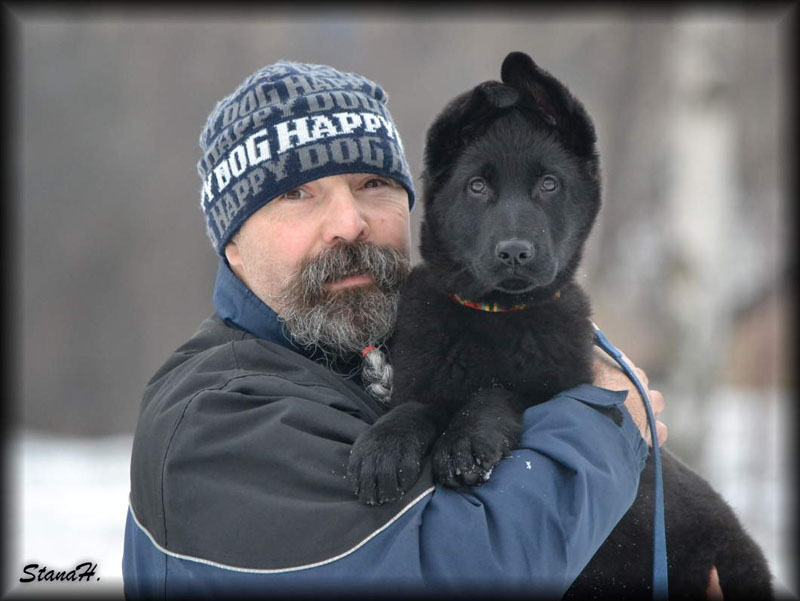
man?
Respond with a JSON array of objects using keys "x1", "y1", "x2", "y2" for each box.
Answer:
[{"x1": 123, "y1": 61, "x2": 667, "y2": 599}]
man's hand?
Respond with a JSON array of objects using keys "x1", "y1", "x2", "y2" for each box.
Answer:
[{"x1": 592, "y1": 347, "x2": 667, "y2": 447}]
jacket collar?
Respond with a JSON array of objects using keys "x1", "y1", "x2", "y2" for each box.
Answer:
[{"x1": 212, "y1": 258, "x2": 302, "y2": 354}]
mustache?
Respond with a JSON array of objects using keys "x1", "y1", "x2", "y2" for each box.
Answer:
[
  {"x1": 275, "y1": 242, "x2": 410, "y2": 359},
  {"x1": 289, "y1": 242, "x2": 411, "y2": 303}
]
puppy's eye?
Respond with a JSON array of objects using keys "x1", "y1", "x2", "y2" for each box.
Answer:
[
  {"x1": 540, "y1": 175, "x2": 559, "y2": 193},
  {"x1": 468, "y1": 177, "x2": 487, "y2": 195}
]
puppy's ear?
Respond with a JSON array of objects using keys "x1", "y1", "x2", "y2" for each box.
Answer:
[
  {"x1": 501, "y1": 52, "x2": 561, "y2": 126},
  {"x1": 423, "y1": 82, "x2": 515, "y2": 193},
  {"x1": 501, "y1": 51, "x2": 597, "y2": 159}
]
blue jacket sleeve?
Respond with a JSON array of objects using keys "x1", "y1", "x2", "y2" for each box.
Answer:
[
  {"x1": 123, "y1": 383, "x2": 647, "y2": 599},
  {"x1": 416, "y1": 384, "x2": 647, "y2": 594}
]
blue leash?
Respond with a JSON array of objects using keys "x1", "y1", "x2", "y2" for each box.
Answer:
[{"x1": 593, "y1": 326, "x2": 669, "y2": 601}]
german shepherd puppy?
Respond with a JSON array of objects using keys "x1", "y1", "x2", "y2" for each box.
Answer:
[{"x1": 348, "y1": 51, "x2": 772, "y2": 599}]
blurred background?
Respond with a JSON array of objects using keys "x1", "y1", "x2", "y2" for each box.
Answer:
[{"x1": 4, "y1": 3, "x2": 795, "y2": 598}]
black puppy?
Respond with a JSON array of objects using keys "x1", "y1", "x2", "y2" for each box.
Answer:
[{"x1": 348, "y1": 52, "x2": 772, "y2": 599}]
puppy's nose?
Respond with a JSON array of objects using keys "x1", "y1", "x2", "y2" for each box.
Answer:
[{"x1": 495, "y1": 240, "x2": 534, "y2": 266}]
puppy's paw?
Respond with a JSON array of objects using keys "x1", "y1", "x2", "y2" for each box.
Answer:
[
  {"x1": 347, "y1": 424, "x2": 426, "y2": 506},
  {"x1": 432, "y1": 427, "x2": 512, "y2": 488}
]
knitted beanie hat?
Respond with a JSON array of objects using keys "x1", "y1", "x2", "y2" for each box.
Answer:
[{"x1": 197, "y1": 61, "x2": 416, "y2": 255}]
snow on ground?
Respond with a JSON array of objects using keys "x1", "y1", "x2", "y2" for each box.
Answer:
[
  {"x1": 4, "y1": 432, "x2": 132, "y2": 598},
  {"x1": 3, "y1": 386, "x2": 796, "y2": 598}
]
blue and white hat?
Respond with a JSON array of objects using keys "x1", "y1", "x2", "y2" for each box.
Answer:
[{"x1": 197, "y1": 61, "x2": 416, "y2": 255}]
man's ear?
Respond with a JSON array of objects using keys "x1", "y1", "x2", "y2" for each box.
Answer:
[
  {"x1": 224, "y1": 236, "x2": 244, "y2": 275},
  {"x1": 224, "y1": 240, "x2": 237, "y2": 263}
]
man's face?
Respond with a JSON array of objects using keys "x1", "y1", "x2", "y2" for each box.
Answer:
[{"x1": 225, "y1": 172, "x2": 412, "y2": 357}]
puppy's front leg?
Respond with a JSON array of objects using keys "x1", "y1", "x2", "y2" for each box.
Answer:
[
  {"x1": 348, "y1": 401, "x2": 447, "y2": 505},
  {"x1": 432, "y1": 389, "x2": 526, "y2": 488}
]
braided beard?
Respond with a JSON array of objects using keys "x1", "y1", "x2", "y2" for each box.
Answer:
[{"x1": 276, "y1": 242, "x2": 410, "y2": 361}]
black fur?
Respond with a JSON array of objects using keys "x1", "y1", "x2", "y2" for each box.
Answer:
[{"x1": 347, "y1": 51, "x2": 772, "y2": 599}]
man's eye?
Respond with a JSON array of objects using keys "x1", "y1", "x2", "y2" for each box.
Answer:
[
  {"x1": 280, "y1": 188, "x2": 306, "y2": 200},
  {"x1": 540, "y1": 175, "x2": 559, "y2": 193},
  {"x1": 364, "y1": 178, "x2": 390, "y2": 189}
]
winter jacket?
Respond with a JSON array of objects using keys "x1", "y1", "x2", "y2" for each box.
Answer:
[{"x1": 122, "y1": 259, "x2": 649, "y2": 599}]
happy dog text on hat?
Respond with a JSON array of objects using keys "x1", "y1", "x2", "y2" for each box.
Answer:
[
  {"x1": 200, "y1": 110, "x2": 403, "y2": 206},
  {"x1": 197, "y1": 62, "x2": 415, "y2": 254}
]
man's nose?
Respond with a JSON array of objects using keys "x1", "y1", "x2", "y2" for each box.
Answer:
[{"x1": 322, "y1": 185, "x2": 370, "y2": 245}]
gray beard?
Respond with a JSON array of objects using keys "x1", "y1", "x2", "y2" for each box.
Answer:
[{"x1": 275, "y1": 243, "x2": 410, "y2": 361}]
